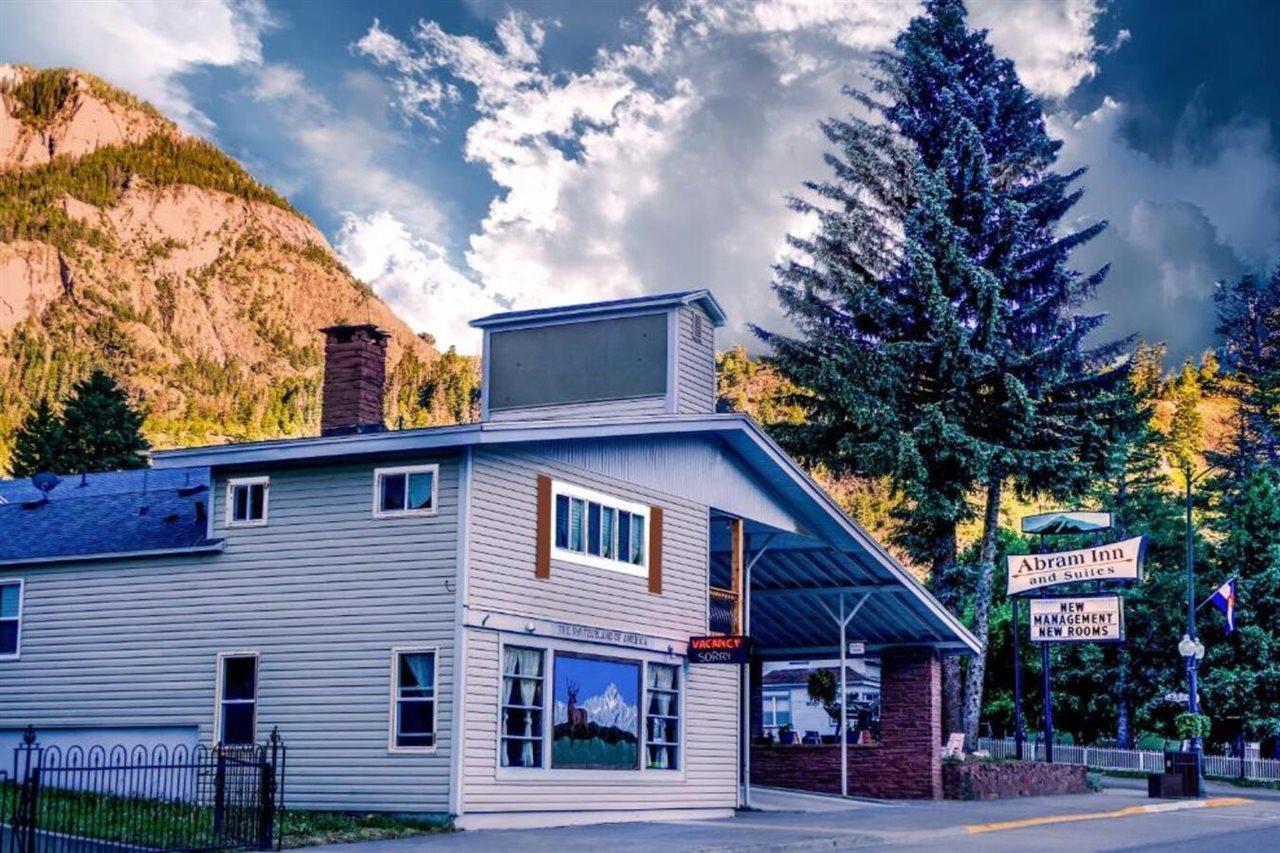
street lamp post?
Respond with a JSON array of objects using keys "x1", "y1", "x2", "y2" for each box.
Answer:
[{"x1": 1181, "y1": 465, "x2": 1215, "y2": 798}]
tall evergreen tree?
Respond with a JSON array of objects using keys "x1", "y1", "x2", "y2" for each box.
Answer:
[
  {"x1": 1214, "y1": 267, "x2": 1280, "y2": 470},
  {"x1": 759, "y1": 0, "x2": 1124, "y2": 741},
  {"x1": 58, "y1": 369, "x2": 150, "y2": 472},
  {"x1": 7, "y1": 398, "x2": 68, "y2": 478}
]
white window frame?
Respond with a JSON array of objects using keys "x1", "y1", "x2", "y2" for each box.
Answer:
[
  {"x1": 388, "y1": 646, "x2": 439, "y2": 754},
  {"x1": 498, "y1": 644, "x2": 546, "y2": 770},
  {"x1": 373, "y1": 465, "x2": 440, "y2": 519},
  {"x1": 225, "y1": 476, "x2": 269, "y2": 528},
  {"x1": 762, "y1": 689, "x2": 792, "y2": 730},
  {"x1": 644, "y1": 661, "x2": 681, "y2": 771},
  {"x1": 213, "y1": 650, "x2": 259, "y2": 746},
  {"x1": 494, "y1": 634, "x2": 685, "y2": 781},
  {"x1": 550, "y1": 480, "x2": 650, "y2": 578},
  {"x1": 0, "y1": 578, "x2": 24, "y2": 661}
]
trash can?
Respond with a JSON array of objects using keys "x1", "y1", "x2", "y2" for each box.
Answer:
[{"x1": 1163, "y1": 751, "x2": 1200, "y2": 797}]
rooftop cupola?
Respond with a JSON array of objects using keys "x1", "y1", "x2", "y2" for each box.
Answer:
[{"x1": 469, "y1": 290, "x2": 726, "y2": 422}]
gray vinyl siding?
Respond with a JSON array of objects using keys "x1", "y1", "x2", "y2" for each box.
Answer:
[
  {"x1": 675, "y1": 304, "x2": 716, "y2": 415},
  {"x1": 0, "y1": 457, "x2": 460, "y2": 813},
  {"x1": 486, "y1": 396, "x2": 667, "y2": 422},
  {"x1": 461, "y1": 444, "x2": 739, "y2": 814}
]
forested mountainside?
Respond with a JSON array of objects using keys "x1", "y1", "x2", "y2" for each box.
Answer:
[{"x1": 0, "y1": 66, "x2": 478, "y2": 472}]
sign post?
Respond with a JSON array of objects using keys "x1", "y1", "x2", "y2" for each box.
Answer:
[{"x1": 1011, "y1": 512, "x2": 1135, "y2": 766}]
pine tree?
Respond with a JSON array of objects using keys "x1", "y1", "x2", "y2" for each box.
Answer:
[
  {"x1": 59, "y1": 369, "x2": 150, "y2": 472},
  {"x1": 7, "y1": 398, "x2": 68, "y2": 478},
  {"x1": 759, "y1": 0, "x2": 1125, "y2": 742},
  {"x1": 1167, "y1": 360, "x2": 1204, "y2": 484},
  {"x1": 1214, "y1": 267, "x2": 1280, "y2": 471}
]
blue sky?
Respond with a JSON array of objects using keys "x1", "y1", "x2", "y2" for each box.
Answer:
[{"x1": 3, "y1": 0, "x2": 1277, "y2": 360}]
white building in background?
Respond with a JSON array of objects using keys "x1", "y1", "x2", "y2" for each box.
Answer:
[{"x1": 761, "y1": 659, "x2": 881, "y2": 740}]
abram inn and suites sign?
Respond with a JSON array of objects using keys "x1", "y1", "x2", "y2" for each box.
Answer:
[
  {"x1": 1006, "y1": 535, "x2": 1145, "y2": 595},
  {"x1": 1029, "y1": 596, "x2": 1125, "y2": 643}
]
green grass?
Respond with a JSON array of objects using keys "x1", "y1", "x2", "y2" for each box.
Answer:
[
  {"x1": 0, "y1": 782, "x2": 450, "y2": 849},
  {"x1": 1098, "y1": 769, "x2": 1280, "y2": 790}
]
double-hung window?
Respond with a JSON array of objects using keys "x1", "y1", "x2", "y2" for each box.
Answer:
[
  {"x1": 391, "y1": 649, "x2": 437, "y2": 751},
  {"x1": 374, "y1": 465, "x2": 438, "y2": 518},
  {"x1": 763, "y1": 690, "x2": 791, "y2": 731},
  {"x1": 552, "y1": 481, "x2": 648, "y2": 576},
  {"x1": 500, "y1": 646, "x2": 545, "y2": 768},
  {"x1": 0, "y1": 580, "x2": 22, "y2": 658},
  {"x1": 645, "y1": 663, "x2": 680, "y2": 769},
  {"x1": 216, "y1": 652, "x2": 258, "y2": 745},
  {"x1": 226, "y1": 477, "x2": 268, "y2": 527}
]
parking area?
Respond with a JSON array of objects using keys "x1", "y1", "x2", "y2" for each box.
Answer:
[{"x1": 307, "y1": 782, "x2": 1280, "y2": 852}]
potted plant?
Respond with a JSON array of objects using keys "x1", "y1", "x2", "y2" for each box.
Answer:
[
  {"x1": 778, "y1": 724, "x2": 796, "y2": 745},
  {"x1": 1175, "y1": 712, "x2": 1212, "y2": 742}
]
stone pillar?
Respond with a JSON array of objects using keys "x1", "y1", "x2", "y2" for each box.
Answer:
[{"x1": 877, "y1": 648, "x2": 942, "y2": 799}]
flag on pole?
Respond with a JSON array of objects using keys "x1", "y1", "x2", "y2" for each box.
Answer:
[{"x1": 1209, "y1": 577, "x2": 1237, "y2": 633}]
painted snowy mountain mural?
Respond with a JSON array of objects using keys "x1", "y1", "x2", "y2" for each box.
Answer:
[{"x1": 551, "y1": 655, "x2": 640, "y2": 769}]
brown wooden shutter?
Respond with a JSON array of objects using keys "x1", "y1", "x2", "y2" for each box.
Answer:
[
  {"x1": 648, "y1": 505, "x2": 663, "y2": 594},
  {"x1": 535, "y1": 474, "x2": 552, "y2": 580}
]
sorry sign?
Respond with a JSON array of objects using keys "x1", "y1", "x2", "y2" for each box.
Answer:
[
  {"x1": 1029, "y1": 596, "x2": 1125, "y2": 643},
  {"x1": 1007, "y1": 535, "x2": 1145, "y2": 595}
]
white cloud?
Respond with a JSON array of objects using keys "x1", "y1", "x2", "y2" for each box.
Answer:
[
  {"x1": 352, "y1": 1, "x2": 1111, "y2": 349},
  {"x1": 334, "y1": 211, "x2": 499, "y2": 352},
  {"x1": 1048, "y1": 97, "x2": 1280, "y2": 358},
  {"x1": 0, "y1": 0, "x2": 273, "y2": 131},
  {"x1": 969, "y1": 0, "x2": 1107, "y2": 101}
]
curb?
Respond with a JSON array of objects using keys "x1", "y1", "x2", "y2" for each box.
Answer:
[{"x1": 964, "y1": 796, "x2": 1254, "y2": 834}]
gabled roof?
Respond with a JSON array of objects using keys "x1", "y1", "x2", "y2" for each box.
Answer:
[
  {"x1": 469, "y1": 289, "x2": 727, "y2": 330},
  {"x1": 0, "y1": 468, "x2": 220, "y2": 567},
  {"x1": 153, "y1": 413, "x2": 981, "y2": 655}
]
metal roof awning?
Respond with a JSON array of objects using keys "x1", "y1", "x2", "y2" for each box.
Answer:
[{"x1": 711, "y1": 523, "x2": 979, "y2": 658}]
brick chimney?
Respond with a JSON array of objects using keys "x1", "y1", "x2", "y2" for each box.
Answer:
[{"x1": 320, "y1": 324, "x2": 390, "y2": 436}]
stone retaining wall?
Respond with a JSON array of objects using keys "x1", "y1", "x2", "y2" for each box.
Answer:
[{"x1": 942, "y1": 760, "x2": 1089, "y2": 800}]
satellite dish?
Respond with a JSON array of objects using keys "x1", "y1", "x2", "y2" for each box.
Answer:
[{"x1": 31, "y1": 471, "x2": 61, "y2": 498}]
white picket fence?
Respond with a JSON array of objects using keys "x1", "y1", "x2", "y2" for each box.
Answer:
[{"x1": 975, "y1": 737, "x2": 1280, "y2": 782}]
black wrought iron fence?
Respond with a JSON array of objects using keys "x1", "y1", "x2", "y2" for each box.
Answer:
[{"x1": 2, "y1": 727, "x2": 286, "y2": 852}]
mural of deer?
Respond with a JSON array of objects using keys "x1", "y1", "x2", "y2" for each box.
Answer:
[{"x1": 565, "y1": 680, "x2": 589, "y2": 740}]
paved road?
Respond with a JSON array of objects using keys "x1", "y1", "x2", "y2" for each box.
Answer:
[{"x1": 308, "y1": 784, "x2": 1280, "y2": 852}]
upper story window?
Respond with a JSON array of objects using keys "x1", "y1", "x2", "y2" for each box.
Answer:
[
  {"x1": 216, "y1": 652, "x2": 258, "y2": 745},
  {"x1": 374, "y1": 465, "x2": 438, "y2": 518},
  {"x1": 0, "y1": 579, "x2": 23, "y2": 659},
  {"x1": 390, "y1": 648, "x2": 437, "y2": 752},
  {"x1": 226, "y1": 477, "x2": 268, "y2": 527},
  {"x1": 552, "y1": 480, "x2": 648, "y2": 577}
]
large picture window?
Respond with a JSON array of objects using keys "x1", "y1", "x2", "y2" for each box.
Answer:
[
  {"x1": 391, "y1": 649, "x2": 437, "y2": 751},
  {"x1": 501, "y1": 646, "x2": 545, "y2": 768},
  {"x1": 0, "y1": 579, "x2": 22, "y2": 658},
  {"x1": 551, "y1": 481, "x2": 648, "y2": 577},
  {"x1": 552, "y1": 653, "x2": 641, "y2": 770},
  {"x1": 645, "y1": 664, "x2": 680, "y2": 769},
  {"x1": 216, "y1": 652, "x2": 258, "y2": 745}
]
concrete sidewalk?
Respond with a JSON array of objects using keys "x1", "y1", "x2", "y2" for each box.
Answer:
[{"x1": 306, "y1": 784, "x2": 1280, "y2": 852}]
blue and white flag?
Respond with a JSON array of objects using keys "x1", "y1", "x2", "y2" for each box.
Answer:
[{"x1": 1209, "y1": 577, "x2": 1237, "y2": 634}]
